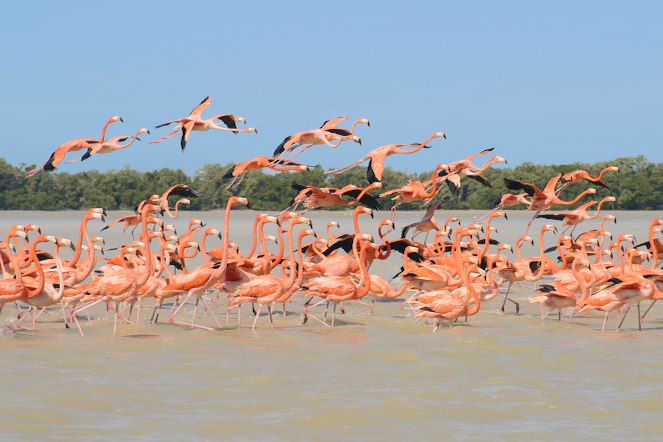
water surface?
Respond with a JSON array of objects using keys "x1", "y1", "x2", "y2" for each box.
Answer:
[{"x1": 1, "y1": 210, "x2": 661, "y2": 439}]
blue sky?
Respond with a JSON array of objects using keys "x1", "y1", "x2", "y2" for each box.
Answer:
[{"x1": 1, "y1": 1, "x2": 661, "y2": 175}]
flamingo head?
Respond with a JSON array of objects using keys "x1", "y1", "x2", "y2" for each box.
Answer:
[
  {"x1": 207, "y1": 228, "x2": 222, "y2": 239},
  {"x1": 25, "y1": 224, "x2": 41, "y2": 234},
  {"x1": 57, "y1": 238, "x2": 74, "y2": 250},
  {"x1": 405, "y1": 246, "x2": 419, "y2": 255}
]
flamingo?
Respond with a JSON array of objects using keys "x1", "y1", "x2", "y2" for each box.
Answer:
[
  {"x1": 536, "y1": 196, "x2": 616, "y2": 236},
  {"x1": 560, "y1": 166, "x2": 619, "y2": 189},
  {"x1": 223, "y1": 156, "x2": 313, "y2": 189},
  {"x1": 74, "y1": 200, "x2": 161, "y2": 335},
  {"x1": 301, "y1": 233, "x2": 373, "y2": 327},
  {"x1": 229, "y1": 221, "x2": 314, "y2": 329},
  {"x1": 325, "y1": 132, "x2": 446, "y2": 183},
  {"x1": 151, "y1": 96, "x2": 256, "y2": 151},
  {"x1": 68, "y1": 128, "x2": 150, "y2": 163},
  {"x1": 157, "y1": 196, "x2": 248, "y2": 330},
  {"x1": 273, "y1": 122, "x2": 362, "y2": 161},
  {"x1": 25, "y1": 116, "x2": 123, "y2": 178}
]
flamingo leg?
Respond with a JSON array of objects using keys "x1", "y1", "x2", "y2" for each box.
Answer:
[
  {"x1": 616, "y1": 306, "x2": 630, "y2": 331},
  {"x1": 70, "y1": 310, "x2": 84, "y2": 336},
  {"x1": 640, "y1": 300, "x2": 656, "y2": 320},
  {"x1": 251, "y1": 304, "x2": 263, "y2": 330},
  {"x1": 113, "y1": 301, "x2": 120, "y2": 336}
]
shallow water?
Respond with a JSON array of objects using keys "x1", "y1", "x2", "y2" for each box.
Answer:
[{"x1": 1, "y1": 210, "x2": 662, "y2": 439}]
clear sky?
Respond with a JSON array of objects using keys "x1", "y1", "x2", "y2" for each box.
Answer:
[{"x1": 1, "y1": 1, "x2": 661, "y2": 175}]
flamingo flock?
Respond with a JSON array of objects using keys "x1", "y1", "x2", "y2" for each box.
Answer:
[{"x1": 4, "y1": 96, "x2": 660, "y2": 336}]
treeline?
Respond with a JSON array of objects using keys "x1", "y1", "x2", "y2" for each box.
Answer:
[{"x1": 0, "y1": 156, "x2": 661, "y2": 211}]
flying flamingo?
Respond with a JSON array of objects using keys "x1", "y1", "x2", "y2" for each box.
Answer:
[
  {"x1": 25, "y1": 116, "x2": 123, "y2": 178},
  {"x1": 67, "y1": 128, "x2": 150, "y2": 163},
  {"x1": 400, "y1": 202, "x2": 443, "y2": 243},
  {"x1": 288, "y1": 182, "x2": 382, "y2": 213},
  {"x1": 536, "y1": 196, "x2": 616, "y2": 235},
  {"x1": 495, "y1": 193, "x2": 531, "y2": 209},
  {"x1": 504, "y1": 173, "x2": 597, "y2": 233},
  {"x1": 325, "y1": 132, "x2": 447, "y2": 183},
  {"x1": 560, "y1": 166, "x2": 619, "y2": 189},
  {"x1": 223, "y1": 156, "x2": 314, "y2": 189},
  {"x1": 272, "y1": 121, "x2": 363, "y2": 160},
  {"x1": 151, "y1": 97, "x2": 256, "y2": 151},
  {"x1": 156, "y1": 184, "x2": 200, "y2": 218}
]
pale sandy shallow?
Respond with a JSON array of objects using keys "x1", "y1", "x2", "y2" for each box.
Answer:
[{"x1": 0, "y1": 210, "x2": 662, "y2": 439}]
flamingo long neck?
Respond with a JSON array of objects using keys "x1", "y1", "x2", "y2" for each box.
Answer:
[
  {"x1": 626, "y1": 249, "x2": 637, "y2": 273},
  {"x1": 479, "y1": 215, "x2": 498, "y2": 259},
  {"x1": 257, "y1": 221, "x2": 272, "y2": 274},
  {"x1": 475, "y1": 157, "x2": 499, "y2": 172},
  {"x1": 25, "y1": 238, "x2": 46, "y2": 297},
  {"x1": 168, "y1": 199, "x2": 185, "y2": 219},
  {"x1": 588, "y1": 198, "x2": 611, "y2": 220},
  {"x1": 650, "y1": 222, "x2": 660, "y2": 268},
  {"x1": 617, "y1": 243, "x2": 626, "y2": 275},
  {"x1": 292, "y1": 231, "x2": 308, "y2": 289},
  {"x1": 212, "y1": 200, "x2": 234, "y2": 279},
  {"x1": 246, "y1": 216, "x2": 262, "y2": 259},
  {"x1": 425, "y1": 165, "x2": 444, "y2": 198},
  {"x1": 76, "y1": 245, "x2": 98, "y2": 282},
  {"x1": 69, "y1": 215, "x2": 92, "y2": 267},
  {"x1": 562, "y1": 189, "x2": 594, "y2": 205},
  {"x1": 388, "y1": 283, "x2": 410, "y2": 299},
  {"x1": 462, "y1": 262, "x2": 481, "y2": 316},
  {"x1": 52, "y1": 245, "x2": 66, "y2": 302},
  {"x1": 538, "y1": 230, "x2": 549, "y2": 259},
  {"x1": 271, "y1": 219, "x2": 286, "y2": 270},
  {"x1": 574, "y1": 261, "x2": 592, "y2": 304},
  {"x1": 5, "y1": 234, "x2": 22, "y2": 282},
  {"x1": 118, "y1": 133, "x2": 141, "y2": 149},
  {"x1": 327, "y1": 224, "x2": 338, "y2": 241},
  {"x1": 597, "y1": 167, "x2": 612, "y2": 181},
  {"x1": 136, "y1": 207, "x2": 154, "y2": 288},
  {"x1": 354, "y1": 241, "x2": 370, "y2": 298},
  {"x1": 515, "y1": 237, "x2": 527, "y2": 259},
  {"x1": 353, "y1": 210, "x2": 363, "y2": 235},
  {"x1": 100, "y1": 117, "x2": 117, "y2": 142},
  {"x1": 200, "y1": 232, "x2": 211, "y2": 266},
  {"x1": 284, "y1": 222, "x2": 298, "y2": 289},
  {"x1": 392, "y1": 133, "x2": 438, "y2": 155}
]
